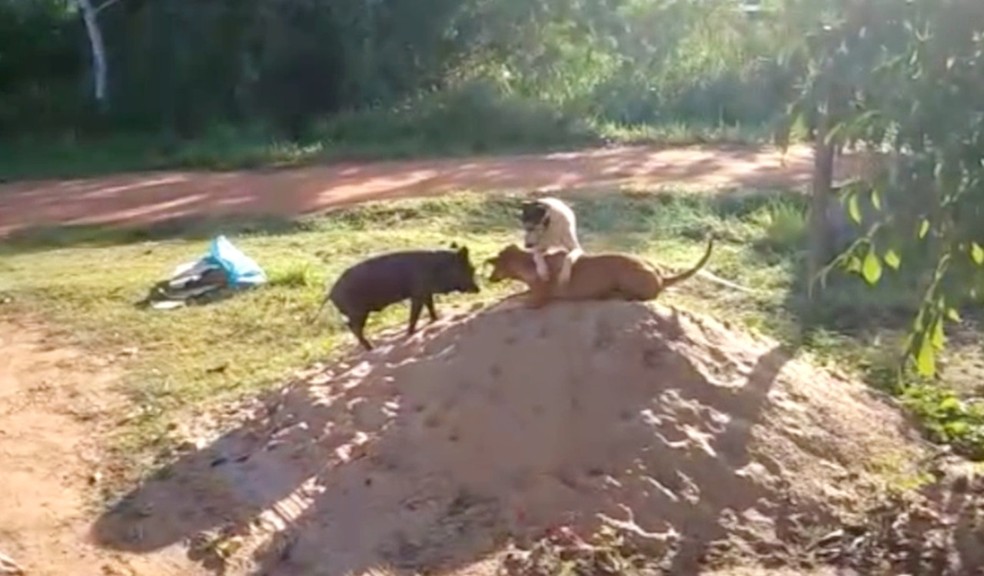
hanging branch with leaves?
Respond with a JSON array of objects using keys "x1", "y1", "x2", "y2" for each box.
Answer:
[{"x1": 776, "y1": 0, "x2": 984, "y2": 381}]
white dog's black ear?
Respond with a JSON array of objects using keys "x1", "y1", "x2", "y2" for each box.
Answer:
[{"x1": 520, "y1": 200, "x2": 547, "y2": 224}]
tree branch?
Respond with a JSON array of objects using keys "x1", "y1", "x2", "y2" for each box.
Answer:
[{"x1": 94, "y1": 0, "x2": 122, "y2": 15}]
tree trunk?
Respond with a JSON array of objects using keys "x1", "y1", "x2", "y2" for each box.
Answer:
[
  {"x1": 76, "y1": 0, "x2": 108, "y2": 112},
  {"x1": 808, "y1": 99, "x2": 835, "y2": 299}
]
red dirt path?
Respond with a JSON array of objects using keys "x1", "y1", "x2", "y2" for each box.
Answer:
[{"x1": 0, "y1": 144, "x2": 853, "y2": 237}]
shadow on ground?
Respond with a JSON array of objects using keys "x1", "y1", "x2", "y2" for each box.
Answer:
[
  {"x1": 0, "y1": 144, "x2": 859, "y2": 241},
  {"x1": 90, "y1": 300, "x2": 813, "y2": 576},
  {"x1": 0, "y1": 187, "x2": 795, "y2": 255}
]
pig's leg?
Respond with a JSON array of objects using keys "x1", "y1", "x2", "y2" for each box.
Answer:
[
  {"x1": 425, "y1": 294, "x2": 438, "y2": 323},
  {"x1": 407, "y1": 297, "x2": 424, "y2": 336},
  {"x1": 348, "y1": 312, "x2": 373, "y2": 351}
]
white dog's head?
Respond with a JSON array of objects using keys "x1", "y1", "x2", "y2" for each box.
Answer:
[{"x1": 520, "y1": 200, "x2": 550, "y2": 249}]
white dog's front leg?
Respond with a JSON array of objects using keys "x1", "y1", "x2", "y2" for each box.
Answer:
[
  {"x1": 558, "y1": 247, "x2": 582, "y2": 285},
  {"x1": 534, "y1": 251, "x2": 549, "y2": 281}
]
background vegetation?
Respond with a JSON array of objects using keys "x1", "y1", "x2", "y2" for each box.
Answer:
[{"x1": 0, "y1": 0, "x2": 790, "y2": 177}]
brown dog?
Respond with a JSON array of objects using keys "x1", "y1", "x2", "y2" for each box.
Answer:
[{"x1": 486, "y1": 238, "x2": 715, "y2": 308}]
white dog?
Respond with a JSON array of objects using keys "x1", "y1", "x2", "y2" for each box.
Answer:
[{"x1": 519, "y1": 196, "x2": 583, "y2": 286}]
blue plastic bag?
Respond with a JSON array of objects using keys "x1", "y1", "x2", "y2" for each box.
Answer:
[{"x1": 204, "y1": 235, "x2": 267, "y2": 288}]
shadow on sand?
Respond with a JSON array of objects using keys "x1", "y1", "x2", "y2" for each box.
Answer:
[
  {"x1": 89, "y1": 300, "x2": 820, "y2": 576},
  {"x1": 1, "y1": 144, "x2": 859, "y2": 244}
]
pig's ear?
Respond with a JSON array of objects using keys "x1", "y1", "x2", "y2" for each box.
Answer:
[
  {"x1": 449, "y1": 241, "x2": 459, "y2": 250},
  {"x1": 457, "y1": 244, "x2": 469, "y2": 258}
]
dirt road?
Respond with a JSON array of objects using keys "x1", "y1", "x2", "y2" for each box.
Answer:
[
  {"x1": 0, "y1": 319, "x2": 206, "y2": 576},
  {"x1": 0, "y1": 143, "x2": 853, "y2": 237}
]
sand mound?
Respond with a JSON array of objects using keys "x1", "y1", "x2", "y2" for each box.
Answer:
[{"x1": 93, "y1": 299, "x2": 925, "y2": 575}]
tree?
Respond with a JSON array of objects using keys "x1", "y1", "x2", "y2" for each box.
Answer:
[
  {"x1": 778, "y1": 0, "x2": 984, "y2": 379},
  {"x1": 75, "y1": 0, "x2": 121, "y2": 112}
]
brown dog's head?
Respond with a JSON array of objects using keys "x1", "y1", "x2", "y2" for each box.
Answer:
[{"x1": 485, "y1": 244, "x2": 530, "y2": 283}]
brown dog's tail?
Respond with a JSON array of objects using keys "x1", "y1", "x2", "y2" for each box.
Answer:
[{"x1": 660, "y1": 237, "x2": 715, "y2": 290}]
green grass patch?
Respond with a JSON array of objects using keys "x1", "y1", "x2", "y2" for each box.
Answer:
[
  {"x1": 0, "y1": 93, "x2": 772, "y2": 182},
  {"x1": 2, "y1": 189, "x2": 982, "y2": 477}
]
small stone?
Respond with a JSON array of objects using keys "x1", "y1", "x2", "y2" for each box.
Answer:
[
  {"x1": 175, "y1": 441, "x2": 198, "y2": 453},
  {"x1": 0, "y1": 549, "x2": 24, "y2": 575},
  {"x1": 813, "y1": 528, "x2": 845, "y2": 550}
]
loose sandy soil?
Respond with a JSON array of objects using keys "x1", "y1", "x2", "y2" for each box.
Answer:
[
  {"x1": 0, "y1": 318, "x2": 206, "y2": 576},
  {"x1": 88, "y1": 300, "x2": 925, "y2": 575}
]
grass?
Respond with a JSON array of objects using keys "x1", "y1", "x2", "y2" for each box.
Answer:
[
  {"x1": 0, "y1": 114, "x2": 771, "y2": 182},
  {"x1": 2, "y1": 189, "x2": 982, "y2": 479}
]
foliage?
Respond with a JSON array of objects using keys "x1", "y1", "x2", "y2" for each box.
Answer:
[
  {"x1": 752, "y1": 198, "x2": 808, "y2": 254},
  {"x1": 0, "y1": 0, "x2": 798, "y2": 146},
  {"x1": 902, "y1": 384, "x2": 984, "y2": 460},
  {"x1": 777, "y1": 0, "x2": 984, "y2": 383}
]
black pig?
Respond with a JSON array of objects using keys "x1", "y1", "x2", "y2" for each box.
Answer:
[{"x1": 316, "y1": 243, "x2": 480, "y2": 350}]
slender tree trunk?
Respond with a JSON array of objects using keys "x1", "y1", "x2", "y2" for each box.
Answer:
[
  {"x1": 808, "y1": 96, "x2": 835, "y2": 300},
  {"x1": 76, "y1": 0, "x2": 108, "y2": 112}
]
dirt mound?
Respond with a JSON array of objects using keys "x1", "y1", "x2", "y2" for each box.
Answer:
[{"x1": 92, "y1": 299, "x2": 924, "y2": 575}]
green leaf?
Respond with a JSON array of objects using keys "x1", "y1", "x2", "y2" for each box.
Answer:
[
  {"x1": 884, "y1": 249, "x2": 901, "y2": 270},
  {"x1": 972, "y1": 242, "x2": 984, "y2": 265},
  {"x1": 939, "y1": 397, "x2": 962, "y2": 413},
  {"x1": 944, "y1": 420, "x2": 970, "y2": 438},
  {"x1": 916, "y1": 335, "x2": 936, "y2": 377},
  {"x1": 870, "y1": 188, "x2": 882, "y2": 211},
  {"x1": 846, "y1": 255, "x2": 862, "y2": 273},
  {"x1": 947, "y1": 308, "x2": 962, "y2": 322},
  {"x1": 931, "y1": 318, "x2": 945, "y2": 349},
  {"x1": 848, "y1": 193, "x2": 862, "y2": 225},
  {"x1": 913, "y1": 309, "x2": 926, "y2": 333},
  {"x1": 918, "y1": 219, "x2": 930, "y2": 239},
  {"x1": 861, "y1": 250, "x2": 883, "y2": 284}
]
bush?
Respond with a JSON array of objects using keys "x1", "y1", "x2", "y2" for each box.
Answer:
[
  {"x1": 754, "y1": 200, "x2": 808, "y2": 254},
  {"x1": 312, "y1": 81, "x2": 599, "y2": 155}
]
